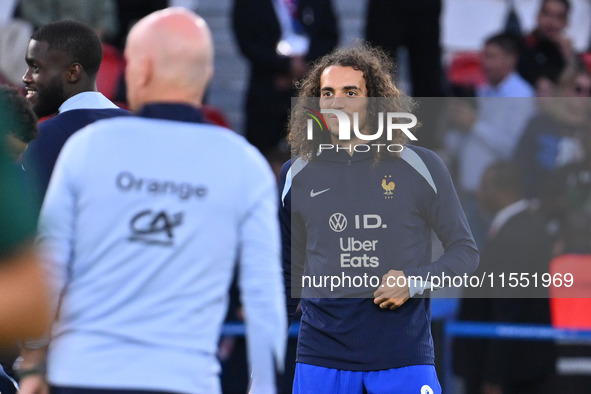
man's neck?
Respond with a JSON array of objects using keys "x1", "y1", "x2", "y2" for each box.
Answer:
[
  {"x1": 64, "y1": 87, "x2": 98, "y2": 102},
  {"x1": 489, "y1": 73, "x2": 511, "y2": 89}
]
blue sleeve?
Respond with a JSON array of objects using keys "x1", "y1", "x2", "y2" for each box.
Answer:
[
  {"x1": 278, "y1": 160, "x2": 302, "y2": 320},
  {"x1": 403, "y1": 148, "x2": 480, "y2": 281},
  {"x1": 22, "y1": 121, "x2": 69, "y2": 213}
]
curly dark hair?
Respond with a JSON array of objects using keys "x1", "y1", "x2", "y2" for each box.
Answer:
[
  {"x1": 0, "y1": 84, "x2": 38, "y2": 143},
  {"x1": 288, "y1": 44, "x2": 416, "y2": 162}
]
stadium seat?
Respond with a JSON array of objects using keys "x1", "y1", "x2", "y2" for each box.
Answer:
[
  {"x1": 202, "y1": 104, "x2": 231, "y2": 128},
  {"x1": 97, "y1": 43, "x2": 125, "y2": 101},
  {"x1": 582, "y1": 52, "x2": 591, "y2": 74},
  {"x1": 447, "y1": 51, "x2": 486, "y2": 89},
  {"x1": 549, "y1": 254, "x2": 591, "y2": 329}
]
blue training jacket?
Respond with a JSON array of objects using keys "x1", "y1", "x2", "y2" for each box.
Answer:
[
  {"x1": 22, "y1": 108, "x2": 130, "y2": 204},
  {"x1": 279, "y1": 145, "x2": 479, "y2": 371}
]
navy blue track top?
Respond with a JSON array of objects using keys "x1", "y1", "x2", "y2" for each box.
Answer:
[{"x1": 279, "y1": 145, "x2": 479, "y2": 371}]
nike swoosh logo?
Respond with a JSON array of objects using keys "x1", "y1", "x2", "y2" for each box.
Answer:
[{"x1": 310, "y1": 188, "x2": 330, "y2": 197}]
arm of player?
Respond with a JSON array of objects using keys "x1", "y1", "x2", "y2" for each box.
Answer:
[
  {"x1": 14, "y1": 347, "x2": 49, "y2": 394},
  {"x1": 0, "y1": 162, "x2": 51, "y2": 345},
  {"x1": 19, "y1": 132, "x2": 88, "y2": 387},
  {"x1": 239, "y1": 157, "x2": 287, "y2": 393},
  {"x1": 402, "y1": 149, "x2": 479, "y2": 284},
  {"x1": 0, "y1": 245, "x2": 51, "y2": 346},
  {"x1": 278, "y1": 160, "x2": 306, "y2": 321},
  {"x1": 36, "y1": 132, "x2": 86, "y2": 318}
]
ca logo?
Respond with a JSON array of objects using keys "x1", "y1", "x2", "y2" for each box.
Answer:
[
  {"x1": 129, "y1": 209, "x2": 184, "y2": 246},
  {"x1": 420, "y1": 385, "x2": 434, "y2": 394}
]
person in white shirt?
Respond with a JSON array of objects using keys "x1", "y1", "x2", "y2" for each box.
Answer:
[
  {"x1": 17, "y1": 8, "x2": 286, "y2": 394},
  {"x1": 446, "y1": 32, "x2": 536, "y2": 247}
]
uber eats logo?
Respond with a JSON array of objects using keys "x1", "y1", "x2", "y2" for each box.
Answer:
[{"x1": 328, "y1": 213, "x2": 387, "y2": 268}]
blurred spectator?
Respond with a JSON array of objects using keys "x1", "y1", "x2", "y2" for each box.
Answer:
[
  {"x1": 0, "y1": 0, "x2": 18, "y2": 25},
  {"x1": 169, "y1": 0, "x2": 199, "y2": 10},
  {"x1": 232, "y1": 0, "x2": 338, "y2": 162},
  {"x1": 111, "y1": 0, "x2": 168, "y2": 51},
  {"x1": 454, "y1": 161, "x2": 557, "y2": 394},
  {"x1": 535, "y1": 74, "x2": 560, "y2": 114},
  {"x1": 540, "y1": 116, "x2": 591, "y2": 393},
  {"x1": 365, "y1": 0, "x2": 443, "y2": 98},
  {"x1": 518, "y1": 0, "x2": 575, "y2": 91},
  {"x1": 543, "y1": 116, "x2": 591, "y2": 254},
  {"x1": 0, "y1": 79, "x2": 50, "y2": 354},
  {"x1": 446, "y1": 32, "x2": 536, "y2": 247},
  {"x1": 0, "y1": 0, "x2": 33, "y2": 86},
  {"x1": 0, "y1": 85, "x2": 43, "y2": 394},
  {"x1": 514, "y1": 60, "x2": 591, "y2": 199},
  {"x1": 17, "y1": 0, "x2": 119, "y2": 42},
  {"x1": 365, "y1": 0, "x2": 444, "y2": 149},
  {"x1": 20, "y1": 20, "x2": 130, "y2": 210},
  {"x1": 475, "y1": 33, "x2": 535, "y2": 98}
]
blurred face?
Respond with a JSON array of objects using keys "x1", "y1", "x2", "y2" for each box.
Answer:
[
  {"x1": 535, "y1": 76, "x2": 557, "y2": 113},
  {"x1": 567, "y1": 74, "x2": 591, "y2": 98},
  {"x1": 536, "y1": 76, "x2": 556, "y2": 97},
  {"x1": 22, "y1": 39, "x2": 69, "y2": 117},
  {"x1": 481, "y1": 43, "x2": 515, "y2": 86},
  {"x1": 537, "y1": 0, "x2": 568, "y2": 41},
  {"x1": 319, "y1": 65, "x2": 368, "y2": 144},
  {"x1": 561, "y1": 73, "x2": 591, "y2": 119}
]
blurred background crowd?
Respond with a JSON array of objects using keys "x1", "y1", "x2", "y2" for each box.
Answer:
[{"x1": 2, "y1": 0, "x2": 591, "y2": 393}]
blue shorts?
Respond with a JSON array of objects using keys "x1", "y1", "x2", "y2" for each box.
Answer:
[{"x1": 293, "y1": 363, "x2": 441, "y2": 394}]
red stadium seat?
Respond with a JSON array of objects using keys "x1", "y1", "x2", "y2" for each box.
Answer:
[
  {"x1": 549, "y1": 254, "x2": 591, "y2": 329},
  {"x1": 582, "y1": 52, "x2": 591, "y2": 74},
  {"x1": 97, "y1": 43, "x2": 125, "y2": 101},
  {"x1": 202, "y1": 104, "x2": 231, "y2": 128},
  {"x1": 447, "y1": 51, "x2": 486, "y2": 88}
]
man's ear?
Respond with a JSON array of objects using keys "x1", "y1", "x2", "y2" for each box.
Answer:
[
  {"x1": 138, "y1": 57, "x2": 152, "y2": 87},
  {"x1": 66, "y1": 63, "x2": 83, "y2": 83}
]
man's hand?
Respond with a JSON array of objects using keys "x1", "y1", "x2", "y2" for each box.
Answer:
[
  {"x1": 17, "y1": 374, "x2": 49, "y2": 394},
  {"x1": 373, "y1": 270, "x2": 410, "y2": 310}
]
